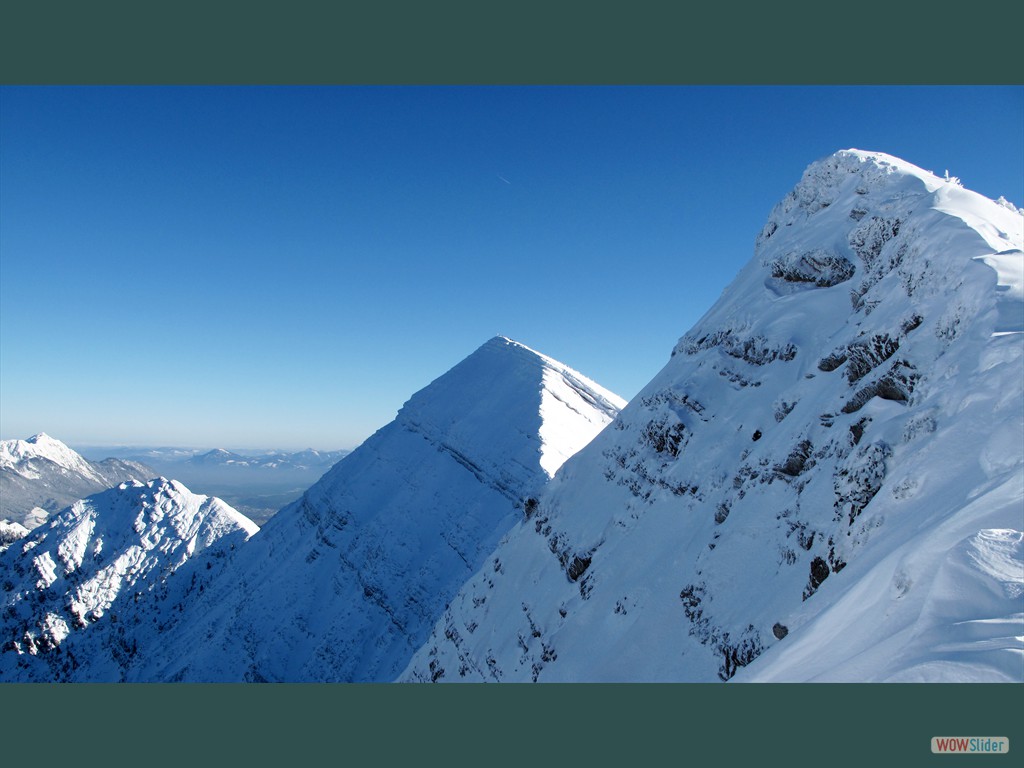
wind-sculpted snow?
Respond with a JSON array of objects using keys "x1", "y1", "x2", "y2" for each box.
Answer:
[
  {"x1": 0, "y1": 479, "x2": 258, "y2": 681},
  {"x1": 135, "y1": 337, "x2": 624, "y2": 682},
  {"x1": 402, "y1": 150, "x2": 1023, "y2": 683}
]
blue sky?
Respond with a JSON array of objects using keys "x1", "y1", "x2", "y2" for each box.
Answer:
[{"x1": 1, "y1": 86, "x2": 1021, "y2": 450}]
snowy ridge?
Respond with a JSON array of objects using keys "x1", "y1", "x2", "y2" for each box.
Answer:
[
  {"x1": 401, "y1": 150, "x2": 1023, "y2": 683},
  {"x1": 1, "y1": 433, "x2": 104, "y2": 484},
  {"x1": 1, "y1": 434, "x2": 157, "y2": 529},
  {"x1": 0, "y1": 478, "x2": 257, "y2": 681},
  {"x1": 133, "y1": 336, "x2": 623, "y2": 682}
]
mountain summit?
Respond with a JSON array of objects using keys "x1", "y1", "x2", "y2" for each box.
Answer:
[
  {"x1": 140, "y1": 336, "x2": 624, "y2": 682},
  {"x1": 1, "y1": 433, "x2": 155, "y2": 529},
  {"x1": 402, "y1": 150, "x2": 1023, "y2": 683}
]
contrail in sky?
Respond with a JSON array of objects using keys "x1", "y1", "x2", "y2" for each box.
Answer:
[{"x1": 497, "y1": 175, "x2": 511, "y2": 185}]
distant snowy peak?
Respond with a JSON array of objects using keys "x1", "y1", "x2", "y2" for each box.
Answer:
[
  {"x1": 398, "y1": 336, "x2": 626, "y2": 482},
  {"x1": 9, "y1": 476, "x2": 257, "y2": 600},
  {"x1": 0, "y1": 433, "x2": 104, "y2": 483},
  {"x1": 1, "y1": 434, "x2": 158, "y2": 530}
]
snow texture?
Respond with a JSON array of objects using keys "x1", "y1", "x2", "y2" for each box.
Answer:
[
  {"x1": 5, "y1": 149, "x2": 1021, "y2": 684},
  {"x1": 0, "y1": 478, "x2": 257, "y2": 681},
  {"x1": 1, "y1": 433, "x2": 156, "y2": 529},
  {"x1": 401, "y1": 150, "x2": 1023, "y2": 683},
  {"x1": 132, "y1": 337, "x2": 624, "y2": 682}
]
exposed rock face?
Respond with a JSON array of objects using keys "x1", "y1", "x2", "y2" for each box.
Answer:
[{"x1": 401, "y1": 150, "x2": 1023, "y2": 683}]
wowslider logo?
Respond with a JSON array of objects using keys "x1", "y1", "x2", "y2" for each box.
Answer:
[{"x1": 932, "y1": 737, "x2": 1010, "y2": 754}]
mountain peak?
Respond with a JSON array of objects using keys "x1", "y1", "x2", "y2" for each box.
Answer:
[
  {"x1": 402, "y1": 150, "x2": 1023, "y2": 684},
  {"x1": 477, "y1": 335, "x2": 562, "y2": 368},
  {"x1": 399, "y1": 337, "x2": 625, "y2": 481},
  {"x1": 2, "y1": 434, "x2": 157, "y2": 529},
  {"x1": 140, "y1": 337, "x2": 624, "y2": 683},
  {"x1": 0, "y1": 478, "x2": 258, "y2": 680},
  {"x1": 1, "y1": 432, "x2": 101, "y2": 483}
]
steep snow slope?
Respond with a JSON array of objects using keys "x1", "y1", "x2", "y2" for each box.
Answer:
[
  {"x1": 401, "y1": 150, "x2": 1023, "y2": 683},
  {"x1": 0, "y1": 478, "x2": 258, "y2": 681},
  {"x1": 141, "y1": 337, "x2": 624, "y2": 682},
  {"x1": 1, "y1": 434, "x2": 156, "y2": 529}
]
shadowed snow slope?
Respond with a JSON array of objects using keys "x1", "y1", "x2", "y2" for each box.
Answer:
[
  {"x1": 401, "y1": 150, "x2": 1023, "y2": 683},
  {"x1": 136, "y1": 337, "x2": 624, "y2": 682},
  {"x1": 0, "y1": 479, "x2": 258, "y2": 681}
]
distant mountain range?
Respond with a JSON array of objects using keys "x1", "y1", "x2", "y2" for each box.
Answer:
[{"x1": 76, "y1": 445, "x2": 351, "y2": 525}]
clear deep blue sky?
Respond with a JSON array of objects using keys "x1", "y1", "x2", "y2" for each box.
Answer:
[{"x1": 2, "y1": 86, "x2": 1022, "y2": 450}]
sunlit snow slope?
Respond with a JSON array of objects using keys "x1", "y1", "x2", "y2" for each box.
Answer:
[
  {"x1": 143, "y1": 337, "x2": 624, "y2": 682},
  {"x1": 0, "y1": 479, "x2": 258, "y2": 681},
  {"x1": 1, "y1": 433, "x2": 155, "y2": 530},
  {"x1": 401, "y1": 150, "x2": 1023, "y2": 683}
]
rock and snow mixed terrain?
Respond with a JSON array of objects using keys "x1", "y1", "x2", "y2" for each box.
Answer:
[
  {"x1": 0, "y1": 478, "x2": 258, "y2": 681},
  {"x1": 1, "y1": 433, "x2": 155, "y2": 530},
  {"x1": 401, "y1": 150, "x2": 1023, "y2": 683},
  {"x1": 2, "y1": 149, "x2": 1020, "y2": 684},
  {"x1": 94, "y1": 337, "x2": 621, "y2": 682}
]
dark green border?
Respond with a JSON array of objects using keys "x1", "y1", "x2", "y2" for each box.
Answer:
[
  {"x1": 1, "y1": 0, "x2": 1023, "y2": 84},
  {"x1": 2, "y1": 2, "x2": 1022, "y2": 767},
  {"x1": 3, "y1": 683, "x2": 1022, "y2": 764}
]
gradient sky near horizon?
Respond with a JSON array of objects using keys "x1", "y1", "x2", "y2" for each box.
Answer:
[{"x1": 1, "y1": 86, "x2": 1022, "y2": 450}]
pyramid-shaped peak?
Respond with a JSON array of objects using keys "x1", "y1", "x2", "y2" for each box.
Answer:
[
  {"x1": 475, "y1": 335, "x2": 567, "y2": 370},
  {"x1": 138, "y1": 336, "x2": 623, "y2": 683},
  {"x1": 397, "y1": 337, "x2": 625, "y2": 478}
]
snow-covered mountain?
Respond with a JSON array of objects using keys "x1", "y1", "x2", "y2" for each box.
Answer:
[
  {"x1": 142, "y1": 337, "x2": 625, "y2": 682},
  {"x1": 0, "y1": 478, "x2": 258, "y2": 681},
  {"x1": 1, "y1": 434, "x2": 156, "y2": 530},
  {"x1": 0, "y1": 521, "x2": 29, "y2": 553},
  {"x1": 401, "y1": 150, "x2": 1023, "y2": 683}
]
